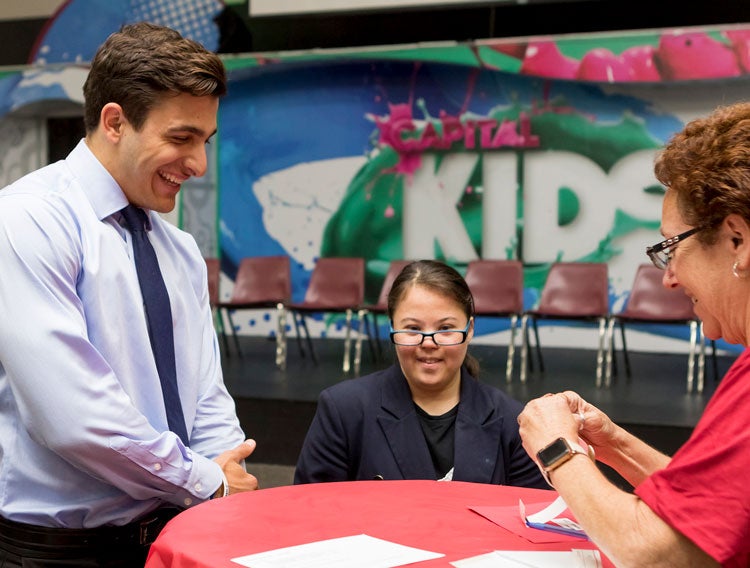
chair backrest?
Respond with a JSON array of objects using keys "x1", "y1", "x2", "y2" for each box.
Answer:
[
  {"x1": 303, "y1": 257, "x2": 365, "y2": 309},
  {"x1": 372, "y1": 260, "x2": 413, "y2": 311},
  {"x1": 231, "y1": 256, "x2": 292, "y2": 305},
  {"x1": 536, "y1": 262, "x2": 609, "y2": 317},
  {"x1": 465, "y1": 259, "x2": 524, "y2": 315},
  {"x1": 205, "y1": 257, "x2": 220, "y2": 307},
  {"x1": 619, "y1": 263, "x2": 696, "y2": 321}
]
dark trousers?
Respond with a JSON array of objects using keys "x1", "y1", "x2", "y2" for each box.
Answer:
[{"x1": 0, "y1": 508, "x2": 180, "y2": 568}]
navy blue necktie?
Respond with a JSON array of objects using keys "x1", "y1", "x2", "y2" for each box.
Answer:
[{"x1": 121, "y1": 205, "x2": 190, "y2": 446}]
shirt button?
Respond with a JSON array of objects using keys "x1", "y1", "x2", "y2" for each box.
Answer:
[
  {"x1": 154, "y1": 463, "x2": 162, "y2": 471},
  {"x1": 195, "y1": 483, "x2": 203, "y2": 492},
  {"x1": 184, "y1": 498, "x2": 193, "y2": 507}
]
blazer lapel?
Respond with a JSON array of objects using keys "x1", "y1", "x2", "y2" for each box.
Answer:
[
  {"x1": 453, "y1": 369, "x2": 503, "y2": 483},
  {"x1": 376, "y1": 366, "x2": 435, "y2": 479}
]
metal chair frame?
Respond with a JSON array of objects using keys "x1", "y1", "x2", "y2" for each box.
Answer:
[
  {"x1": 520, "y1": 262, "x2": 611, "y2": 386},
  {"x1": 288, "y1": 257, "x2": 366, "y2": 374},
  {"x1": 215, "y1": 256, "x2": 291, "y2": 370},
  {"x1": 464, "y1": 259, "x2": 525, "y2": 383},
  {"x1": 605, "y1": 263, "x2": 715, "y2": 393}
]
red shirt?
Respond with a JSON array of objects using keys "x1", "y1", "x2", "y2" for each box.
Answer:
[{"x1": 636, "y1": 348, "x2": 750, "y2": 567}]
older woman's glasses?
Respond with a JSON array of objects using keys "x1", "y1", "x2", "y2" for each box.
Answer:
[
  {"x1": 389, "y1": 320, "x2": 471, "y2": 346},
  {"x1": 646, "y1": 227, "x2": 703, "y2": 270}
]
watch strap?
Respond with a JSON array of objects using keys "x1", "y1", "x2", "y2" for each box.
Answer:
[{"x1": 537, "y1": 437, "x2": 593, "y2": 488}]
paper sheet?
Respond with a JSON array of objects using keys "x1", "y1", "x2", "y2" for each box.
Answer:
[
  {"x1": 524, "y1": 496, "x2": 568, "y2": 523},
  {"x1": 230, "y1": 533, "x2": 444, "y2": 568},
  {"x1": 450, "y1": 549, "x2": 602, "y2": 568}
]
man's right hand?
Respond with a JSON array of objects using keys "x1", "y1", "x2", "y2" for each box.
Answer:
[{"x1": 214, "y1": 438, "x2": 259, "y2": 495}]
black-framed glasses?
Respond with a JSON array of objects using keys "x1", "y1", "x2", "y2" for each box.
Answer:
[
  {"x1": 389, "y1": 320, "x2": 472, "y2": 346},
  {"x1": 646, "y1": 227, "x2": 703, "y2": 270}
]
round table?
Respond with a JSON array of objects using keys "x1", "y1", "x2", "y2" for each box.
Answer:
[{"x1": 145, "y1": 480, "x2": 610, "y2": 567}]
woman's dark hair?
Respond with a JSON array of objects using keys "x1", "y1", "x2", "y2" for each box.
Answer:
[{"x1": 387, "y1": 259, "x2": 480, "y2": 377}]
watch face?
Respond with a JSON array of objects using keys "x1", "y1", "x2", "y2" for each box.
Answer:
[{"x1": 537, "y1": 438, "x2": 570, "y2": 467}]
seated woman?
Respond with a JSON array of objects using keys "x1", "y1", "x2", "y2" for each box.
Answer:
[{"x1": 294, "y1": 259, "x2": 547, "y2": 488}]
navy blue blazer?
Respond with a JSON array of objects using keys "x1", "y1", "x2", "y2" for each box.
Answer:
[{"x1": 294, "y1": 364, "x2": 548, "y2": 489}]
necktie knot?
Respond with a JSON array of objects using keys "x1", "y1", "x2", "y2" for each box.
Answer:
[{"x1": 121, "y1": 205, "x2": 148, "y2": 233}]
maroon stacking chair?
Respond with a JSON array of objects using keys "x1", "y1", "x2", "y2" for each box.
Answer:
[
  {"x1": 215, "y1": 256, "x2": 291, "y2": 369},
  {"x1": 606, "y1": 263, "x2": 715, "y2": 393},
  {"x1": 465, "y1": 259, "x2": 525, "y2": 383},
  {"x1": 360, "y1": 260, "x2": 412, "y2": 363},
  {"x1": 521, "y1": 262, "x2": 610, "y2": 386},
  {"x1": 288, "y1": 257, "x2": 365, "y2": 373}
]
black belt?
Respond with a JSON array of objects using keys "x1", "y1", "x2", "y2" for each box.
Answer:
[{"x1": 0, "y1": 507, "x2": 182, "y2": 550}]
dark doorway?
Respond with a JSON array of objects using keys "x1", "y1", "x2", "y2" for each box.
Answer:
[{"x1": 47, "y1": 116, "x2": 85, "y2": 164}]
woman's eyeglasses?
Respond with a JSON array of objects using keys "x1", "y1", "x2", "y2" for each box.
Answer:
[
  {"x1": 389, "y1": 320, "x2": 471, "y2": 346},
  {"x1": 646, "y1": 227, "x2": 703, "y2": 270}
]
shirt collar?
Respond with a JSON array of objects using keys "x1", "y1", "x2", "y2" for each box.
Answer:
[{"x1": 65, "y1": 139, "x2": 130, "y2": 222}]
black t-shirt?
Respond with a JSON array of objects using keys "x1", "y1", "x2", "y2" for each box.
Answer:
[{"x1": 415, "y1": 403, "x2": 458, "y2": 479}]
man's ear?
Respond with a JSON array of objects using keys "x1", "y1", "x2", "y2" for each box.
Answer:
[{"x1": 99, "y1": 103, "x2": 126, "y2": 143}]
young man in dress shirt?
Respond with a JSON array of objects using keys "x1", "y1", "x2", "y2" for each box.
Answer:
[{"x1": 0, "y1": 22, "x2": 258, "y2": 566}]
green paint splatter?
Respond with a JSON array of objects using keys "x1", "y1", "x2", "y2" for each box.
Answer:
[{"x1": 557, "y1": 187, "x2": 579, "y2": 226}]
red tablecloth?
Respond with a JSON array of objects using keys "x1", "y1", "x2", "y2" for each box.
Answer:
[{"x1": 145, "y1": 480, "x2": 612, "y2": 567}]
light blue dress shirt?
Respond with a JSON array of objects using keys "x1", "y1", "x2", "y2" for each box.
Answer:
[{"x1": 0, "y1": 139, "x2": 245, "y2": 528}]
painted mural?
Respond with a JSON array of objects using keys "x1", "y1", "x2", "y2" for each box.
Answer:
[
  {"x1": 219, "y1": 50, "x2": 749, "y2": 352},
  {"x1": 1, "y1": 0, "x2": 749, "y2": 353}
]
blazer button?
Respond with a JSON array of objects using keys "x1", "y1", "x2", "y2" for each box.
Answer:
[{"x1": 373, "y1": 475, "x2": 384, "y2": 480}]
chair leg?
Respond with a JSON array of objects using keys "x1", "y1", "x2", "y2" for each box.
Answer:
[
  {"x1": 505, "y1": 315, "x2": 518, "y2": 384},
  {"x1": 216, "y1": 308, "x2": 230, "y2": 355},
  {"x1": 292, "y1": 312, "x2": 306, "y2": 357},
  {"x1": 520, "y1": 315, "x2": 530, "y2": 383},
  {"x1": 687, "y1": 321, "x2": 698, "y2": 393},
  {"x1": 353, "y1": 309, "x2": 368, "y2": 376},
  {"x1": 608, "y1": 321, "x2": 618, "y2": 378},
  {"x1": 371, "y1": 313, "x2": 383, "y2": 361},
  {"x1": 361, "y1": 311, "x2": 378, "y2": 363},
  {"x1": 299, "y1": 315, "x2": 318, "y2": 365},
  {"x1": 619, "y1": 322, "x2": 631, "y2": 378},
  {"x1": 275, "y1": 304, "x2": 287, "y2": 371},
  {"x1": 225, "y1": 310, "x2": 243, "y2": 357},
  {"x1": 696, "y1": 322, "x2": 706, "y2": 394},
  {"x1": 595, "y1": 317, "x2": 607, "y2": 388},
  {"x1": 604, "y1": 318, "x2": 616, "y2": 388},
  {"x1": 532, "y1": 319, "x2": 544, "y2": 373},
  {"x1": 293, "y1": 313, "x2": 318, "y2": 364},
  {"x1": 342, "y1": 309, "x2": 353, "y2": 373},
  {"x1": 523, "y1": 322, "x2": 533, "y2": 373}
]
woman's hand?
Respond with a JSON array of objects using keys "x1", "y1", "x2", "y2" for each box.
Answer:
[
  {"x1": 559, "y1": 391, "x2": 617, "y2": 452},
  {"x1": 518, "y1": 391, "x2": 616, "y2": 460},
  {"x1": 517, "y1": 392, "x2": 581, "y2": 459}
]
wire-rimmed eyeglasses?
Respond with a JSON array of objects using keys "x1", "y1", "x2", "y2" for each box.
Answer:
[
  {"x1": 646, "y1": 227, "x2": 703, "y2": 270},
  {"x1": 389, "y1": 320, "x2": 472, "y2": 346}
]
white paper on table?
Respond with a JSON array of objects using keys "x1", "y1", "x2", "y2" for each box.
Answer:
[
  {"x1": 230, "y1": 533, "x2": 444, "y2": 568},
  {"x1": 450, "y1": 549, "x2": 602, "y2": 568},
  {"x1": 525, "y1": 496, "x2": 568, "y2": 524}
]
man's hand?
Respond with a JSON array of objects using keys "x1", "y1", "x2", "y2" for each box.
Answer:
[{"x1": 213, "y1": 439, "x2": 259, "y2": 495}]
